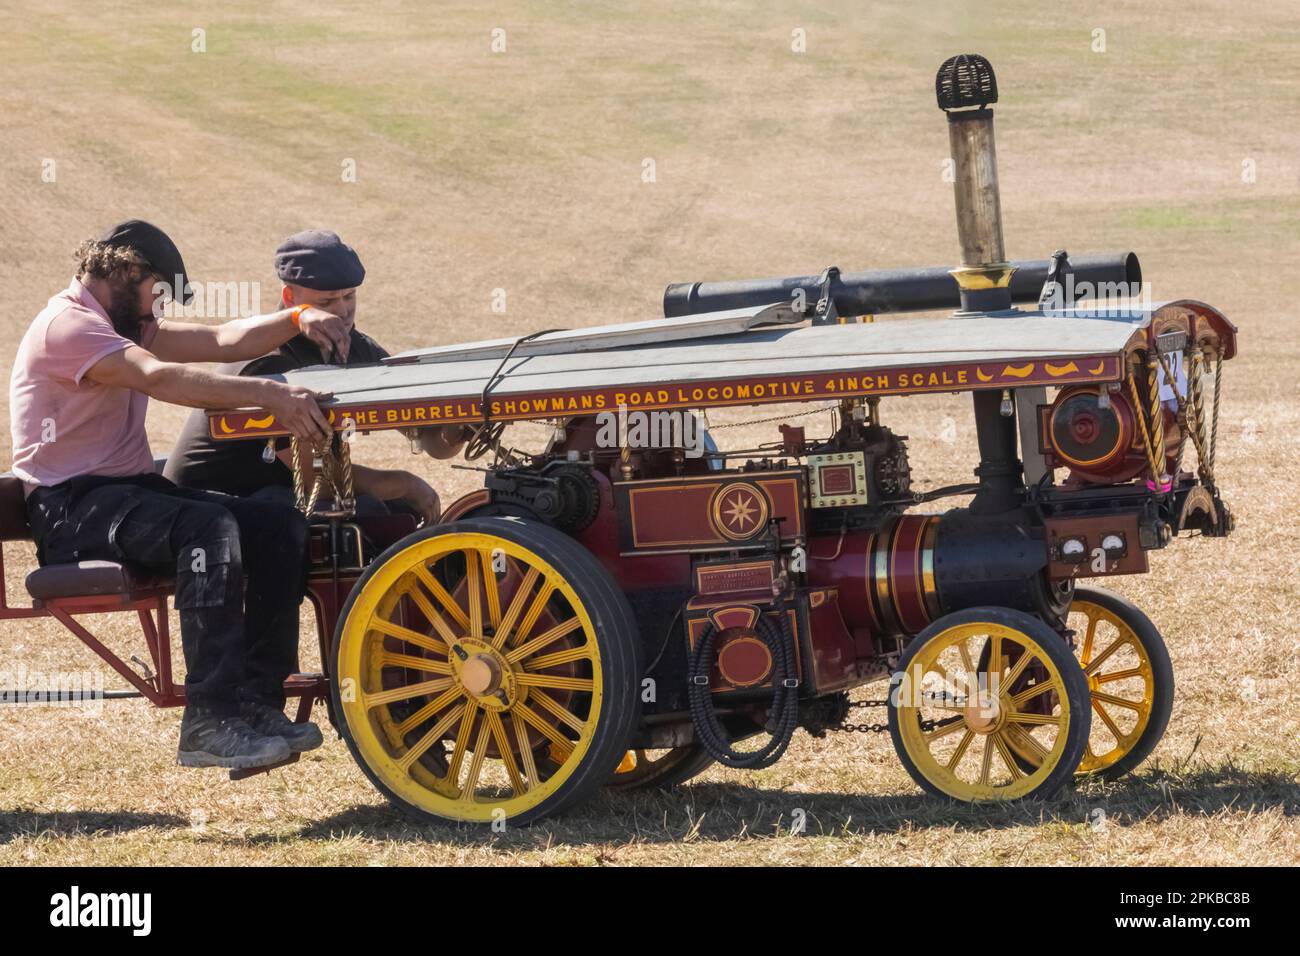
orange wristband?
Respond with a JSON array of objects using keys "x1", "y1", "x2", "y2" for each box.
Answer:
[{"x1": 289, "y1": 305, "x2": 308, "y2": 328}]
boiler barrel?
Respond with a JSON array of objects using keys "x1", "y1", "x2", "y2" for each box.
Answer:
[
  {"x1": 663, "y1": 252, "x2": 1141, "y2": 318},
  {"x1": 805, "y1": 512, "x2": 1070, "y2": 638}
]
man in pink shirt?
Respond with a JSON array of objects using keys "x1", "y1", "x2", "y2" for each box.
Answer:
[{"x1": 10, "y1": 220, "x2": 351, "y2": 770}]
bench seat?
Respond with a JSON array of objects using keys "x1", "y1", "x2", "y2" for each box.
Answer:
[{"x1": 25, "y1": 560, "x2": 167, "y2": 602}]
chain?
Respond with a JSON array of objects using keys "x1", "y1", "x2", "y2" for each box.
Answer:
[
  {"x1": 841, "y1": 699, "x2": 890, "y2": 734},
  {"x1": 709, "y1": 402, "x2": 839, "y2": 430},
  {"x1": 837, "y1": 698, "x2": 964, "y2": 735}
]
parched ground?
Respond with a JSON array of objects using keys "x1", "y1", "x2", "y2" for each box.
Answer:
[{"x1": 0, "y1": 0, "x2": 1295, "y2": 865}]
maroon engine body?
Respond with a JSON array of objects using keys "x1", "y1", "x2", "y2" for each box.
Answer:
[{"x1": 437, "y1": 396, "x2": 1217, "y2": 746}]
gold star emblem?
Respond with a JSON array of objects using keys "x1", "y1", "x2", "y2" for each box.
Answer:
[
  {"x1": 723, "y1": 492, "x2": 757, "y2": 530},
  {"x1": 710, "y1": 481, "x2": 770, "y2": 541}
]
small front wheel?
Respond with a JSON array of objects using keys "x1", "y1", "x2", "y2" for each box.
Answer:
[
  {"x1": 888, "y1": 607, "x2": 1091, "y2": 802},
  {"x1": 1066, "y1": 587, "x2": 1174, "y2": 779}
]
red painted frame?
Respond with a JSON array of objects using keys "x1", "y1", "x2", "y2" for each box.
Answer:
[
  {"x1": 0, "y1": 544, "x2": 332, "y2": 709},
  {"x1": 0, "y1": 529, "x2": 387, "y2": 777}
]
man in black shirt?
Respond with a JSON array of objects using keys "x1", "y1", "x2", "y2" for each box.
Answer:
[{"x1": 165, "y1": 230, "x2": 466, "y2": 518}]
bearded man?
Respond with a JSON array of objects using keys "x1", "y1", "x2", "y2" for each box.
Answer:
[{"x1": 9, "y1": 220, "x2": 349, "y2": 769}]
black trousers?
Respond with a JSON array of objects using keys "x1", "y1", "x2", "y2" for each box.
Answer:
[{"x1": 27, "y1": 473, "x2": 310, "y2": 715}]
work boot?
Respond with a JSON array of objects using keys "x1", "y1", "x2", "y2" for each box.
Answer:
[
  {"x1": 177, "y1": 706, "x2": 291, "y2": 769},
  {"x1": 239, "y1": 700, "x2": 324, "y2": 754}
]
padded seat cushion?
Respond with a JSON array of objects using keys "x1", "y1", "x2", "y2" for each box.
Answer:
[{"x1": 26, "y1": 560, "x2": 164, "y2": 601}]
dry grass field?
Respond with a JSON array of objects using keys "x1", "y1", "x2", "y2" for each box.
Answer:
[{"x1": 0, "y1": 0, "x2": 1296, "y2": 865}]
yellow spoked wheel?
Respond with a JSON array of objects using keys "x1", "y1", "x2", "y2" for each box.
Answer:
[
  {"x1": 331, "y1": 517, "x2": 642, "y2": 825},
  {"x1": 888, "y1": 607, "x2": 1091, "y2": 802},
  {"x1": 605, "y1": 746, "x2": 715, "y2": 792},
  {"x1": 1065, "y1": 586, "x2": 1173, "y2": 779}
]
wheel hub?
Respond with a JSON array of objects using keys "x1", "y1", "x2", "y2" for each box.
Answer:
[
  {"x1": 450, "y1": 638, "x2": 520, "y2": 710},
  {"x1": 964, "y1": 695, "x2": 1003, "y2": 734},
  {"x1": 461, "y1": 655, "x2": 502, "y2": 695}
]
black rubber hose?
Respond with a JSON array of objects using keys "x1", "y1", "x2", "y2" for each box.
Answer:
[{"x1": 687, "y1": 597, "x2": 800, "y2": 770}]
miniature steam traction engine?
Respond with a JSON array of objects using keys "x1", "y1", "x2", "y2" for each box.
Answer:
[{"x1": 0, "y1": 56, "x2": 1237, "y2": 823}]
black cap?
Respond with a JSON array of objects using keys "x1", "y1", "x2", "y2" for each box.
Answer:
[
  {"x1": 274, "y1": 229, "x2": 365, "y2": 291},
  {"x1": 98, "y1": 219, "x2": 193, "y2": 304},
  {"x1": 936, "y1": 54, "x2": 998, "y2": 112}
]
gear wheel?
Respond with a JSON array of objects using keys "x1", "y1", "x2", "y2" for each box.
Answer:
[{"x1": 548, "y1": 464, "x2": 600, "y2": 533}]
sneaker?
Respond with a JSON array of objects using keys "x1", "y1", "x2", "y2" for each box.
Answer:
[
  {"x1": 239, "y1": 700, "x2": 324, "y2": 754},
  {"x1": 177, "y1": 707, "x2": 291, "y2": 769}
]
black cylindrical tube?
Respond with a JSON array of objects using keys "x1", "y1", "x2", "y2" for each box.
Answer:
[
  {"x1": 662, "y1": 252, "x2": 1141, "y2": 318},
  {"x1": 969, "y1": 389, "x2": 1024, "y2": 515}
]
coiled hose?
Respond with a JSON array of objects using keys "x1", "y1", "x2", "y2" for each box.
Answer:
[{"x1": 687, "y1": 596, "x2": 800, "y2": 769}]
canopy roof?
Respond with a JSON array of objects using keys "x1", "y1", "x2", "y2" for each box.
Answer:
[{"x1": 207, "y1": 299, "x2": 1235, "y2": 440}]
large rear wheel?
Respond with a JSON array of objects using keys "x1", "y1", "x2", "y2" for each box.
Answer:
[
  {"x1": 606, "y1": 746, "x2": 715, "y2": 792},
  {"x1": 331, "y1": 517, "x2": 642, "y2": 825}
]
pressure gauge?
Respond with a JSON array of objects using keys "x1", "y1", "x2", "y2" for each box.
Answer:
[
  {"x1": 1060, "y1": 537, "x2": 1087, "y2": 562},
  {"x1": 1101, "y1": 533, "x2": 1126, "y2": 555}
]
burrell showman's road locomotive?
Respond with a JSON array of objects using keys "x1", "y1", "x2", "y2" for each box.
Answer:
[{"x1": 0, "y1": 56, "x2": 1237, "y2": 824}]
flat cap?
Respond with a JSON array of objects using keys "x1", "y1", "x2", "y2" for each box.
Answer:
[
  {"x1": 274, "y1": 229, "x2": 365, "y2": 291},
  {"x1": 99, "y1": 219, "x2": 193, "y2": 304}
]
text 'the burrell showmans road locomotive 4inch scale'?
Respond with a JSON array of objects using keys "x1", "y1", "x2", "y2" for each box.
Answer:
[{"x1": 0, "y1": 56, "x2": 1237, "y2": 823}]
